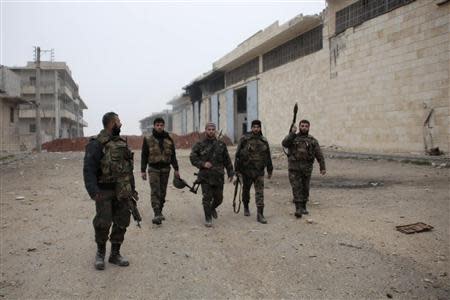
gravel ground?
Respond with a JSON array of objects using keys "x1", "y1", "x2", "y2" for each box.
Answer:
[{"x1": 1, "y1": 148, "x2": 449, "y2": 299}]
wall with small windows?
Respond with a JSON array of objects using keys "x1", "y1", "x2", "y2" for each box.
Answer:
[{"x1": 259, "y1": 0, "x2": 449, "y2": 153}]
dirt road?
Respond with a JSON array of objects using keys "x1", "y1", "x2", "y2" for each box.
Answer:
[{"x1": 1, "y1": 148, "x2": 449, "y2": 299}]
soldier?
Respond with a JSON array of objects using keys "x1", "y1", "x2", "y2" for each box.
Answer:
[
  {"x1": 282, "y1": 119, "x2": 326, "y2": 218},
  {"x1": 141, "y1": 117, "x2": 179, "y2": 225},
  {"x1": 235, "y1": 120, "x2": 273, "y2": 224},
  {"x1": 190, "y1": 122, "x2": 234, "y2": 227},
  {"x1": 83, "y1": 112, "x2": 135, "y2": 270}
]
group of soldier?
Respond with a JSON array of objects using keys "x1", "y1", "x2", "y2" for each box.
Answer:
[{"x1": 83, "y1": 112, "x2": 326, "y2": 270}]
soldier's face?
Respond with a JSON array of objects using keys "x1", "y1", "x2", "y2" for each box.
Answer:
[
  {"x1": 110, "y1": 116, "x2": 122, "y2": 136},
  {"x1": 299, "y1": 122, "x2": 309, "y2": 134},
  {"x1": 154, "y1": 122, "x2": 165, "y2": 133},
  {"x1": 251, "y1": 125, "x2": 261, "y2": 135},
  {"x1": 205, "y1": 126, "x2": 216, "y2": 138}
]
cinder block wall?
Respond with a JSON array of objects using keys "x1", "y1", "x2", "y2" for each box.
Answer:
[{"x1": 259, "y1": 0, "x2": 449, "y2": 153}]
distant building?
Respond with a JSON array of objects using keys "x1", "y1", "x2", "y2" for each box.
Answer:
[
  {"x1": 168, "y1": 0, "x2": 449, "y2": 154},
  {"x1": 167, "y1": 94, "x2": 191, "y2": 135},
  {"x1": 139, "y1": 109, "x2": 172, "y2": 135},
  {"x1": 0, "y1": 66, "x2": 29, "y2": 152},
  {"x1": 10, "y1": 61, "x2": 88, "y2": 150}
]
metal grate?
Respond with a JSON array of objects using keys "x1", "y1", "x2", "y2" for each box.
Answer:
[
  {"x1": 263, "y1": 25, "x2": 323, "y2": 72},
  {"x1": 225, "y1": 57, "x2": 259, "y2": 87},
  {"x1": 335, "y1": 0, "x2": 415, "y2": 34}
]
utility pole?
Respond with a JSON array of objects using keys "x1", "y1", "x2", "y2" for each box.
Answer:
[{"x1": 35, "y1": 46, "x2": 42, "y2": 152}]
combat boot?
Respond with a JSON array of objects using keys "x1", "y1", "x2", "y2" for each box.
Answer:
[
  {"x1": 152, "y1": 208, "x2": 162, "y2": 225},
  {"x1": 94, "y1": 243, "x2": 106, "y2": 270},
  {"x1": 301, "y1": 202, "x2": 309, "y2": 215},
  {"x1": 108, "y1": 243, "x2": 129, "y2": 267},
  {"x1": 295, "y1": 202, "x2": 302, "y2": 218},
  {"x1": 211, "y1": 208, "x2": 218, "y2": 219},
  {"x1": 257, "y1": 207, "x2": 267, "y2": 224},
  {"x1": 243, "y1": 202, "x2": 250, "y2": 216},
  {"x1": 203, "y1": 206, "x2": 212, "y2": 227},
  {"x1": 160, "y1": 206, "x2": 166, "y2": 220}
]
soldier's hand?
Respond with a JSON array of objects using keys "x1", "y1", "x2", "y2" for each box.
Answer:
[
  {"x1": 228, "y1": 175, "x2": 234, "y2": 183},
  {"x1": 141, "y1": 172, "x2": 147, "y2": 180},
  {"x1": 174, "y1": 170, "x2": 180, "y2": 178},
  {"x1": 267, "y1": 173, "x2": 272, "y2": 179},
  {"x1": 320, "y1": 170, "x2": 326, "y2": 175},
  {"x1": 204, "y1": 161, "x2": 212, "y2": 169},
  {"x1": 291, "y1": 125, "x2": 297, "y2": 133}
]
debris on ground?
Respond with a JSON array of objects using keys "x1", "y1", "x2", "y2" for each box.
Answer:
[
  {"x1": 395, "y1": 222, "x2": 433, "y2": 234},
  {"x1": 338, "y1": 242, "x2": 363, "y2": 250}
]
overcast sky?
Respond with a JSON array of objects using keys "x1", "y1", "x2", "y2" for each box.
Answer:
[{"x1": 2, "y1": 0, "x2": 326, "y2": 135}]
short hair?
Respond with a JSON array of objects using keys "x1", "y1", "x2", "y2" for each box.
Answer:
[
  {"x1": 102, "y1": 112, "x2": 118, "y2": 128},
  {"x1": 153, "y1": 117, "x2": 165, "y2": 125},
  {"x1": 299, "y1": 119, "x2": 310, "y2": 126},
  {"x1": 251, "y1": 120, "x2": 261, "y2": 127}
]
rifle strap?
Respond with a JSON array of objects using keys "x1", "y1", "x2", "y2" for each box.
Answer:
[{"x1": 233, "y1": 180, "x2": 242, "y2": 214}]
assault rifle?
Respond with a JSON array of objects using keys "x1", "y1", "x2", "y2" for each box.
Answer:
[
  {"x1": 130, "y1": 192, "x2": 142, "y2": 228},
  {"x1": 283, "y1": 103, "x2": 298, "y2": 156},
  {"x1": 233, "y1": 173, "x2": 242, "y2": 213}
]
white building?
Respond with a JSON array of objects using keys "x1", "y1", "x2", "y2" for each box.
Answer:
[{"x1": 169, "y1": 0, "x2": 449, "y2": 154}]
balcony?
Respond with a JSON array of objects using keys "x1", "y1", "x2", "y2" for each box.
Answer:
[
  {"x1": 19, "y1": 107, "x2": 55, "y2": 119},
  {"x1": 22, "y1": 84, "x2": 55, "y2": 95},
  {"x1": 59, "y1": 86, "x2": 74, "y2": 100}
]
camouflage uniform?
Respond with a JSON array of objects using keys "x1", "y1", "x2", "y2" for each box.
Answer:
[
  {"x1": 141, "y1": 131, "x2": 178, "y2": 221},
  {"x1": 282, "y1": 132, "x2": 325, "y2": 210},
  {"x1": 190, "y1": 137, "x2": 234, "y2": 224},
  {"x1": 83, "y1": 129, "x2": 135, "y2": 245},
  {"x1": 235, "y1": 133, "x2": 273, "y2": 209}
]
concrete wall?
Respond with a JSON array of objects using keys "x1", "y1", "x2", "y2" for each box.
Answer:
[
  {"x1": 186, "y1": 104, "x2": 193, "y2": 133},
  {"x1": 0, "y1": 99, "x2": 21, "y2": 152},
  {"x1": 172, "y1": 110, "x2": 183, "y2": 135},
  {"x1": 0, "y1": 67, "x2": 21, "y2": 97},
  {"x1": 169, "y1": 1, "x2": 448, "y2": 154},
  {"x1": 258, "y1": 0, "x2": 449, "y2": 154}
]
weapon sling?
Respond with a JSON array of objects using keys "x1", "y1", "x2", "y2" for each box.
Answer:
[{"x1": 232, "y1": 175, "x2": 242, "y2": 213}]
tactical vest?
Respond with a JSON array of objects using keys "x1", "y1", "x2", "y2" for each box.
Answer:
[
  {"x1": 146, "y1": 135, "x2": 173, "y2": 165},
  {"x1": 242, "y1": 136, "x2": 268, "y2": 163},
  {"x1": 96, "y1": 131, "x2": 134, "y2": 199},
  {"x1": 291, "y1": 136, "x2": 314, "y2": 162}
]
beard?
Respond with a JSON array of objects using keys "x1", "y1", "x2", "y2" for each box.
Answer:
[
  {"x1": 299, "y1": 129, "x2": 309, "y2": 136},
  {"x1": 112, "y1": 125, "x2": 121, "y2": 136}
]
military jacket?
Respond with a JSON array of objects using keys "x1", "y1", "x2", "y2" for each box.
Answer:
[
  {"x1": 190, "y1": 137, "x2": 234, "y2": 186},
  {"x1": 141, "y1": 131, "x2": 178, "y2": 172},
  {"x1": 235, "y1": 133, "x2": 273, "y2": 177},
  {"x1": 282, "y1": 132, "x2": 326, "y2": 171},
  {"x1": 83, "y1": 129, "x2": 135, "y2": 200}
]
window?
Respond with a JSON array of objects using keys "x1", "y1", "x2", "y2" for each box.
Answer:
[
  {"x1": 225, "y1": 58, "x2": 259, "y2": 87},
  {"x1": 30, "y1": 76, "x2": 36, "y2": 85},
  {"x1": 29, "y1": 124, "x2": 36, "y2": 133},
  {"x1": 335, "y1": 0, "x2": 415, "y2": 34},
  {"x1": 263, "y1": 25, "x2": 323, "y2": 72},
  {"x1": 10, "y1": 107, "x2": 14, "y2": 123}
]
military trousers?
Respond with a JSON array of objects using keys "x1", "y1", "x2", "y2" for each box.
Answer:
[
  {"x1": 93, "y1": 189, "x2": 131, "y2": 245},
  {"x1": 148, "y1": 168, "x2": 170, "y2": 211},
  {"x1": 288, "y1": 168, "x2": 312, "y2": 204},
  {"x1": 200, "y1": 183, "x2": 224, "y2": 210},
  {"x1": 242, "y1": 175, "x2": 265, "y2": 207}
]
